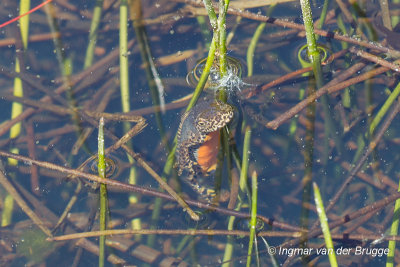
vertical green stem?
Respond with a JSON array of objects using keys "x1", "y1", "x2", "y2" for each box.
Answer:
[
  {"x1": 300, "y1": 0, "x2": 318, "y2": 58},
  {"x1": 222, "y1": 125, "x2": 251, "y2": 266},
  {"x1": 218, "y1": 0, "x2": 228, "y2": 76},
  {"x1": 3, "y1": 0, "x2": 31, "y2": 227},
  {"x1": 98, "y1": 118, "x2": 107, "y2": 267},
  {"x1": 247, "y1": 4, "x2": 276, "y2": 77},
  {"x1": 19, "y1": 0, "x2": 31, "y2": 47},
  {"x1": 299, "y1": 0, "x2": 319, "y2": 241},
  {"x1": 202, "y1": 0, "x2": 218, "y2": 31},
  {"x1": 370, "y1": 82, "x2": 400, "y2": 136},
  {"x1": 218, "y1": 0, "x2": 230, "y2": 101},
  {"x1": 246, "y1": 171, "x2": 258, "y2": 267},
  {"x1": 121, "y1": 0, "x2": 142, "y2": 235},
  {"x1": 386, "y1": 179, "x2": 400, "y2": 267},
  {"x1": 247, "y1": 22, "x2": 266, "y2": 77},
  {"x1": 300, "y1": 0, "x2": 343, "y2": 159},
  {"x1": 186, "y1": 36, "x2": 217, "y2": 110},
  {"x1": 313, "y1": 182, "x2": 338, "y2": 267},
  {"x1": 239, "y1": 125, "x2": 252, "y2": 202},
  {"x1": 120, "y1": 0, "x2": 130, "y2": 116},
  {"x1": 316, "y1": 0, "x2": 330, "y2": 32},
  {"x1": 84, "y1": 0, "x2": 104, "y2": 69}
]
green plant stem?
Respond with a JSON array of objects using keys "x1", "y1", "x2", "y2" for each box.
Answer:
[
  {"x1": 120, "y1": 0, "x2": 142, "y2": 235},
  {"x1": 299, "y1": 0, "x2": 323, "y2": 88},
  {"x1": 247, "y1": 4, "x2": 275, "y2": 76},
  {"x1": 215, "y1": 0, "x2": 230, "y2": 189},
  {"x1": 3, "y1": 0, "x2": 31, "y2": 227},
  {"x1": 187, "y1": 36, "x2": 217, "y2": 109},
  {"x1": 300, "y1": 0, "x2": 319, "y2": 66},
  {"x1": 84, "y1": 0, "x2": 104, "y2": 69},
  {"x1": 19, "y1": 1, "x2": 31, "y2": 47},
  {"x1": 313, "y1": 182, "x2": 338, "y2": 267},
  {"x1": 222, "y1": 125, "x2": 251, "y2": 266},
  {"x1": 298, "y1": 0, "x2": 320, "y2": 235},
  {"x1": 217, "y1": 0, "x2": 230, "y2": 101},
  {"x1": 9, "y1": 0, "x2": 31, "y2": 148},
  {"x1": 300, "y1": 0, "x2": 343, "y2": 160},
  {"x1": 202, "y1": 0, "x2": 218, "y2": 31},
  {"x1": 239, "y1": 125, "x2": 252, "y2": 203},
  {"x1": 215, "y1": 0, "x2": 232, "y2": 198},
  {"x1": 222, "y1": 216, "x2": 235, "y2": 267},
  {"x1": 218, "y1": 0, "x2": 229, "y2": 76},
  {"x1": 120, "y1": 0, "x2": 130, "y2": 116},
  {"x1": 317, "y1": 0, "x2": 330, "y2": 31},
  {"x1": 246, "y1": 171, "x2": 258, "y2": 267},
  {"x1": 247, "y1": 22, "x2": 265, "y2": 77},
  {"x1": 370, "y1": 82, "x2": 400, "y2": 136},
  {"x1": 98, "y1": 117, "x2": 107, "y2": 267},
  {"x1": 1, "y1": 194, "x2": 14, "y2": 227},
  {"x1": 386, "y1": 177, "x2": 400, "y2": 266},
  {"x1": 384, "y1": 93, "x2": 400, "y2": 267}
]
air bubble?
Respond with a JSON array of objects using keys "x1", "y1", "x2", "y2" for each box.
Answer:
[{"x1": 186, "y1": 56, "x2": 249, "y2": 93}]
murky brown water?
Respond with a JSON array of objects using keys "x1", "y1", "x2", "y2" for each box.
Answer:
[{"x1": 0, "y1": 0, "x2": 400, "y2": 266}]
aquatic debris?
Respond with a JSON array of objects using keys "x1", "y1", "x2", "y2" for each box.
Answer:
[{"x1": 186, "y1": 56, "x2": 250, "y2": 93}]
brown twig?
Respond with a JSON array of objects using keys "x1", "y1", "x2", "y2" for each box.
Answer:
[
  {"x1": 324, "y1": 97, "x2": 400, "y2": 214},
  {"x1": 48, "y1": 229, "x2": 299, "y2": 241},
  {"x1": 0, "y1": 40, "x2": 135, "y2": 138},
  {"x1": 280, "y1": 190, "x2": 400, "y2": 250},
  {"x1": 0, "y1": 150, "x2": 301, "y2": 232},
  {"x1": 349, "y1": 46, "x2": 400, "y2": 72},
  {"x1": 48, "y1": 226, "x2": 400, "y2": 242},
  {"x1": 25, "y1": 119, "x2": 40, "y2": 195},
  {"x1": 177, "y1": 0, "x2": 400, "y2": 57},
  {"x1": 240, "y1": 49, "x2": 349, "y2": 99},
  {"x1": 280, "y1": 97, "x2": 400, "y2": 251},
  {"x1": 0, "y1": 166, "x2": 53, "y2": 237},
  {"x1": 267, "y1": 62, "x2": 380, "y2": 130}
]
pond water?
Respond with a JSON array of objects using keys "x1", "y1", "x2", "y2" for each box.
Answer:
[{"x1": 0, "y1": 0, "x2": 400, "y2": 266}]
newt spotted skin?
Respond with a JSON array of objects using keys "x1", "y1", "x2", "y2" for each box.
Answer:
[{"x1": 176, "y1": 98, "x2": 234, "y2": 201}]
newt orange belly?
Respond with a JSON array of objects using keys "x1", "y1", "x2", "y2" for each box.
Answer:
[{"x1": 195, "y1": 130, "x2": 220, "y2": 173}]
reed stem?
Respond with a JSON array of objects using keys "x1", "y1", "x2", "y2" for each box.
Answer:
[
  {"x1": 313, "y1": 182, "x2": 338, "y2": 267},
  {"x1": 370, "y1": 82, "x2": 400, "y2": 136},
  {"x1": 84, "y1": 0, "x2": 104, "y2": 69},
  {"x1": 120, "y1": 0, "x2": 142, "y2": 235},
  {"x1": 2, "y1": 0, "x2": 31, "y2": 227},
  {"x1": 386, "y1": 185, "x2": 400, "y2": 266},
  {"x1": 246, "y1": 171, "x2": 258, "y2": 267},
  {"x1": 98, "y1": 117, "x2": 107, "y2": 267}
]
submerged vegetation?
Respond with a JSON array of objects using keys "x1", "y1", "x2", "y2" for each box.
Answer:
[{"x1": 1, "y1": 0, "x2": 400, "y2": 266}]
